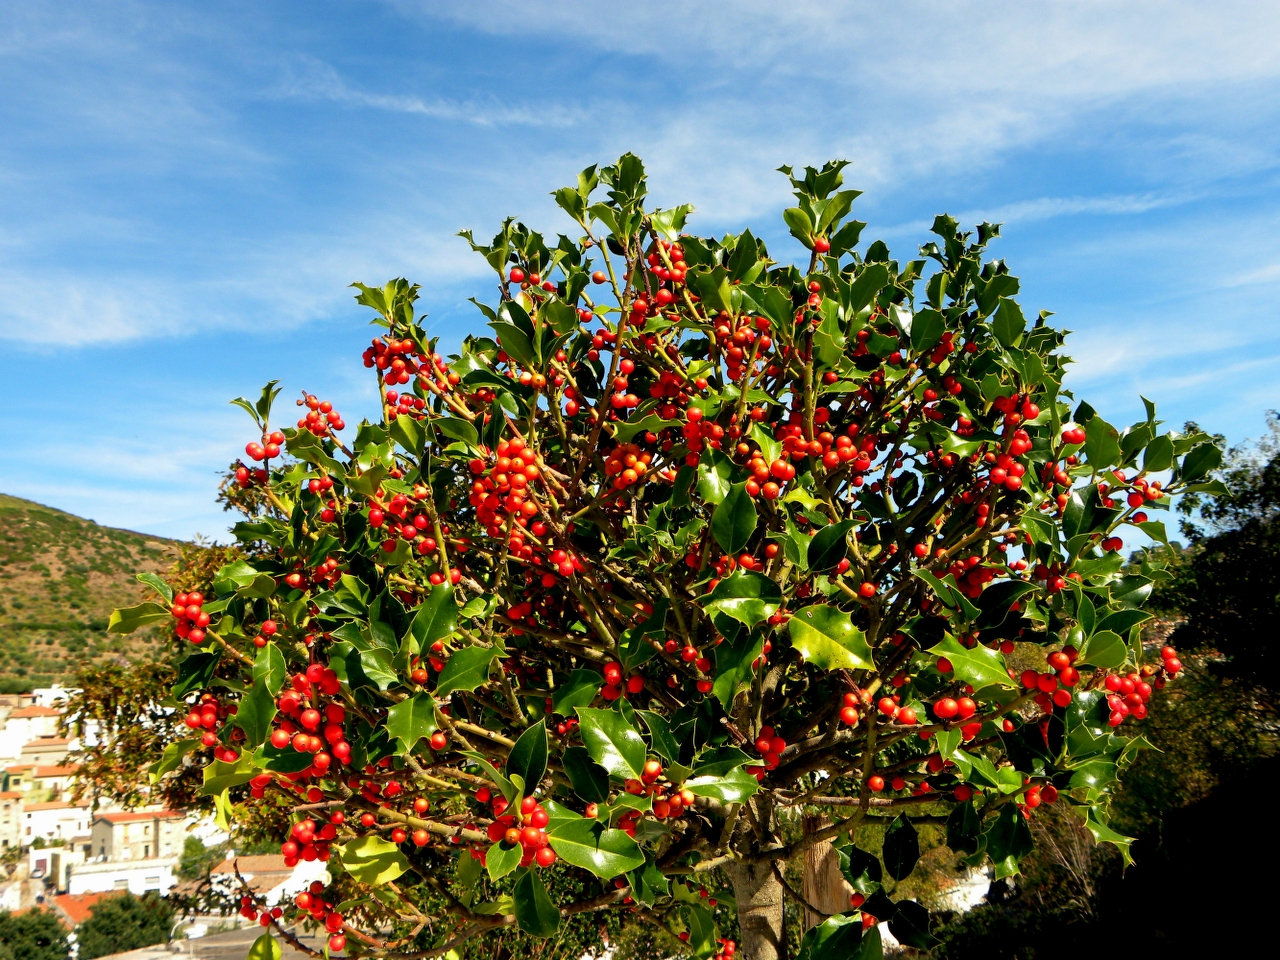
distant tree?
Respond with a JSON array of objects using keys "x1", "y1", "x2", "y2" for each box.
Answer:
[
  {"x1": 76, "y1": 892, "x2": 174, "y2": 960},
  {"x1": 0, "y1": 909, "x2": 70, "y2": 960},
  {"x1": 1165, "y1": 413, "x2": 1280, "y2": 709},
  {"x1": 178, "y1": 835, "x2": 225, "y2": 881}
]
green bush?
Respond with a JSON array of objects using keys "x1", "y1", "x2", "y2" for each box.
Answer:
[
  {"x1": 0, "y1": 909, "x2": 69, "y2": 960},
  {"x1": 76, "y1": 892, "x2": 173, "y2": 960}
]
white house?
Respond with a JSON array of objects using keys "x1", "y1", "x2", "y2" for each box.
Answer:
[
  {"x1": 209, "y1": 854, "x2": 329, "y2": 906},
  {"x1": 0, "y1": 706, "x2": 62, "y2": 761},
  {"x1": 0, "y1": 791, "x2": 22, "y2": 850},
  {"x1": 23, "y1": 801, "x2": 93, "y2": 847},
  {"x1": 66, "y1": 856, "x2": 176, "y2": 896}
]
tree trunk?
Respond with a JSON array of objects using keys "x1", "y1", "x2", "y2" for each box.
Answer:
[
  {"x1": 725, "y1": 859, "x2": 786, "y2": 960},
  {"x1": 801, "y1": 815, "x2": 852, "y2": 931}
]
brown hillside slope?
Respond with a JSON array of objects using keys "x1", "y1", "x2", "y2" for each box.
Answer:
[{"x1": 0, "y1": 494, "x2": 181, "y2": 690}]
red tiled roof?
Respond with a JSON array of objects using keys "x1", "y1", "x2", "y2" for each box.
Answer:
[
  {"x1": 0, "y1": 791, "x2": 22, "y2": 800},
  {"x1": 23, "y1": 801, "x2": 88, "y2": 812},
  {"x1": 22, "y1": 737, "x2": 70, "y2": 748},
  {"x1": 54, "y1": 892, "x2": 118, "y2": 926},
  {"x1": 9, "y1": 706, "x2": 62, "y2": 718},
  {"x1": 35, "y1": 765, "x2": 80, "y2": 777},
  {"x1": 95, "y1": 810, "x2": 183, "y2": 824},
  {"x1": 211, "y1": 854, "x2": 292, "y2": 876},
  {"x1": 5, "y1": 764, "x2": 35, "y2": 773}
]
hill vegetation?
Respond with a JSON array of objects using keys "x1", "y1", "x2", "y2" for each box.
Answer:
[{"x1": 0, "y1": 494, "x2": 179, "y2": 690}]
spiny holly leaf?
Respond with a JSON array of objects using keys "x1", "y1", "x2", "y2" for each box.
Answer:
[
  {"x1": 385, "y1": 693, "x2": 439, "y2": 753},
  {"x1": 882, "y1": 815, "x2": 920, "y2": 880},
  {"x1": 702, "y1": 570, "x2": 782, "y2": 627},
  {"x1": 788, "y1": 604, "x2": 873, "y2": 671},
  {"x1": 435, "y1": 645, "x2": 499, "y2": 697},
  {"x1": 928, "y1": 635, "x2": 1016, "y2": 689}
]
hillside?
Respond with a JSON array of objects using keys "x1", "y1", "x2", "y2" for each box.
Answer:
[{"x1": 0, "y1": 494, "x2": 181, "y2": 691}]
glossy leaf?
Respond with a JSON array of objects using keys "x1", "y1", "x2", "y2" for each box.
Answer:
[
  {"x1": 788, "y1": 604, "x2": 873, "y2": 670},
  {"x1": 882, "y1": 815, "x2": 920, "y2": 880},
  {"x1": 547, "y1": 819, "x2": 645, "y2": 878},
  {"x1": 385, "y1": 693, "x2": 439, "y2": 753},
  {"x1": 702, "y1": 570, "x2": 782, "y2": 627},
  {"x1": 927, "y1": 635, "x2": 1015, "y2": 689},
  {"x1": 807, "y1": 519, "x2": 858, "y2": 571},
  {"x1": 233, "y1": 679, "x2": 277, "y2": 748},
  {"x1": 247, "y1": 933, "x2": 281, "y2": 960},
  {"x1": 1079, "y1": 630, "x2": 1127, "y2": 669},
  {"x1": 411, "y1": 585, "x2": 459, "y2": 648},
  {"x1": 889, "y1": 900, "x2": 936, "y2": 949},
  {"x1": 339, "y1": 835, "x2": 410, "y2": 885},
  {"x1": 576, "y1": 707, "x2": 646, "y2": 780},
  {"x1": 435, "y1": 645, "x2": 499, "y2": 697},
  {"x1": 513, "y1": 869, "x2": 560, "y2": 938},
  {"x1": 683, "y1": 765, "x2": 760, "y2": 804},
  {"x1": 486, "y1": 840, "x2": 522, "y2": 881},
  {"x1": 551, "y1": 669, "x2": 603, "y2": 715},
  {"x1": 507, "y1": 720, "x2": 548, "y2": 792},
  {"x1": 562, "y1": 746, "x2": 610, "y2": 804},
  {"x1": 711, "y1": 482, "x2": 757, "y2": 555},
  {"x1": 107, "y1": 601, "x2": 170, "y2": 634}
]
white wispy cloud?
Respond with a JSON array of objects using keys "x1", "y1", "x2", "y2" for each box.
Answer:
[{"x1": 273, "y1": 56, "x2": 587, "y2": 128}]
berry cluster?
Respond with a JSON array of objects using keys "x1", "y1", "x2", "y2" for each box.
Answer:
[
  {"x1": 482, "y1": 794, "x2": 558, "y2": 869},
  {"x1": 169, "y1": 591, "x2": 210, "y2": 645},
  {"x1": 279, "y1": 811, "x2": 341, "y2": 865},
  {"x1": 181, "y1": 692, "x2": 237, "y2": 753},
  {"x1": 295, "y1": 394, "x2": 345, "y2": 435}
]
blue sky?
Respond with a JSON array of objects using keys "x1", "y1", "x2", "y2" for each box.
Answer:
[{"x1": 2, "y1": 0, "x2": 1279, "y2": 540}]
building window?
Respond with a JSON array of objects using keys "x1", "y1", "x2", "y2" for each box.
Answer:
[
  {"x1": 113, "y1": 879, "x2": 128, "y2": 890},
  {"x1": 143, "y1": 845, "x2": 150, "y2": 858},
  {"x1": 145, "y1": 877, "x2": 159, "y2": 888}
]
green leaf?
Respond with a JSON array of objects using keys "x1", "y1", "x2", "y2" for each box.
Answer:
[
  {"x1": 684, "y1": 904, "x2": 717, "y2": 960},
  {"x1": 946, "y1": 800, "x2": 981, "y2": 855},
  {"x1": 252, "y1": 642, "x2": 287, "y2": 697},
  {"x1": 1181, "y1": 441, "x2": 1222, "y2": 481},
  {"x1": 889, "y1": 900, "x2": 937, "y2": 949},
  {"x1": 839, "y1": 845, "x2": 883, "y2": 894},
  {"x1": 507, "y1": 721, "x2": 549, "y2": 793},
  {"x1": 562, "y1": 746, "x2": 610, "y2": 804},
  {"x1": 927, "y1": 636, "x2": 1015, "y2": 689},
  {"x1": 1063, "y1": 483, "x2": 1099, "y2": 539},
  {"x1": 696, "y1": 448, "x2": 735, "y2": 504},
  {"x1": 389, "y1": 414, "x2": 425, "y2": 456},
  {"x1": 246, "y1": 933, "x2": 281, "y2": 960},
  {"x1": 148, "y1": 739, "x2": 201, "y2": 783},
  {"x1": 992, "y1": 298, "x2": 1025, "y2": 347},
  {"x1": 711, "y1": 482, "x2": 757, "y2": 555},
  {"x1": 576, "y1": 707, "x2": 646, "y2": 780},
  {"x1": 1143, "y1": 434, "x2": 1174, "y2": 473},
  {"x1": 848, "y1": 263, "x2": 890, "y2": 312},
  {"x1": 683, "y1": 765, "x2": 760, "y2": 804},
  {"x1": 200, "y1": 755, "x2": 259, "y2": 796},
  {"x1": 985, "y1": 803, "x2": 1034, "y2": 878},
  {"x1": 435, "y1": 417, "x2": 480, "y2": 447},
  {"x1": 338, "y1": 835, "x2": 410, "y2": 885},
  {"x1": 910, "y1": 309, "x2": 944, "y2": 353},
  {"x1": 486, "y1": 841, "x2": 522, "y2": 881},
  {"x1": 694, "y1": 266, "x2": 734, "y2": 314},
  {"x1": 711, "y1": 630, "x2": 765, "y2": 709},
  {"x1": 135, "y1": 572, "x2": 173, "y2": 605},
  {"x1": 1078, "y1": 630, "x2": 1127, "y2": 669},
  {"x1": 783, "y1": 206, "x2": 815, "y2": 244},
  {"x1": 934, "y1": 727, "x2": 962, "y2": 761},
  {"x1": 797, "y1": 914, "x2": 880, "y2": 960},
  {"x1": 1084, "y1": 809, "x2": 1135, "y2": 866},
  {"x1": 807, "y1": 519, "x2": 858, "y2": 571},
  {"x1": 546, "y1": 819, "x2": 645, "y2": 879},
  {"x1": 788, "y1": 604, "x2": 873, "y2": 671},
  {"x1": 1084, "y1": 416, "x2": 1122, "y2": 468},
  {"x1": 173, "y1": 650, "x2": 220, "y2": 699},
  {"x1": 639, "y1": 711, "x2": 681, "y2": 764},
  {"x1": 1095, "y1": 609, "x2": 1151, "y2": 635},
  {"x1": 233, "y1": 680, "x2": 277, "y2": 748},
  {"x1": 882, "y1": 816, "x2": 920, "y2": 880},
  {"x1": 107, "y1": 601, "x2": 170, "y2": 634},
  {"x1": 385, "y1": 694, "x2": 439, "y2": 753},
  {"x1": 435, "y1": 645, "x2": 499, "y2": 697},
  {"x1": 513, "y1": 869, "x2": 560, "y2": 938},
  {"x1": 411, "y1": 585, "x2": 460, "y2": 649},
  {"x1": 551, "y1": 669, "x2": 603, "y2": 715},
  {"x1": 355, "y1": 646, "x2": 398, "y2": 692},
  {"x1": 692, "y1": 746, "x2": 750, "y2": 778},
  {"x1": 702, "y1": 570, "x2": 782, "y2": 627}
]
